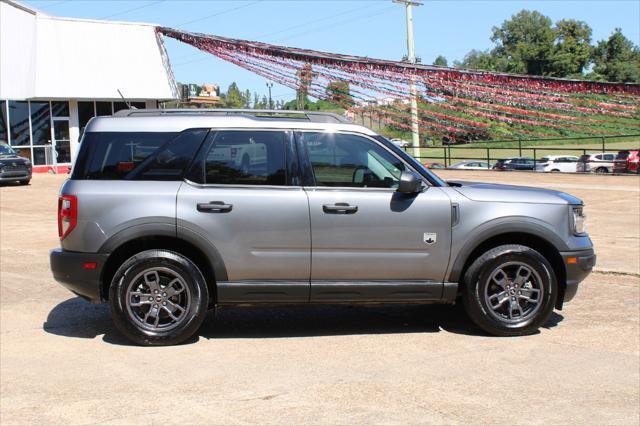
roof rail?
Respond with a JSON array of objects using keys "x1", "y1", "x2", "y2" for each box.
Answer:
[{"x1": 113, "y1": 108, "x2": 352, "y2": 123}]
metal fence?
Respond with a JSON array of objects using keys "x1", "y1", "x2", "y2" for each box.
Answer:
[{"x1": 403, "y1": 134, "x2": 640, "y2": 168}]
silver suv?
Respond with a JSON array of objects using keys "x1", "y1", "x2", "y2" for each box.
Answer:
[{"x1": 50, "y1": 110, "x2": 595, "y2": 346}]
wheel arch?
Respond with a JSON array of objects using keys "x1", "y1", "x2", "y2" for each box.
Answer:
[
  {"x1": 99, "y1": 228, "x2": 227, "y2": 307},
  {"x1": 450, "y1": 229, "x2": 566, "y2": 309}
]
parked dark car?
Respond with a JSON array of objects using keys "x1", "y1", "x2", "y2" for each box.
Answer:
[
  {"x1": 0, "y1": 143, "x2": 32, "y2": 185},
  {"x1": 493, "y1": 157, "x2": 535, "y2": 171},
  {"x1": 613, "y1": 150, "x2": 640, "y2": 174}
]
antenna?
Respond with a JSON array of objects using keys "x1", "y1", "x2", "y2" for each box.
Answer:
[{"x1": 117, "y1": 89, "x2": 134, "y2": 109}]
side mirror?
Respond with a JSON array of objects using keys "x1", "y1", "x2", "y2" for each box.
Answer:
[{"x1": 397, "y1": 171, "x2": 422, "y2": 194}]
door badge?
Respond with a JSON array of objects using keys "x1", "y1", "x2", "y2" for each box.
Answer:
[{"x1": 424, "y1": 233, "x2": 437, "y2": 245}]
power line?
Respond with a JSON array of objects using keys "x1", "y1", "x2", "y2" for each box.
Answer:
[
  {"x1": 254, "y1": 5, "x2": 365, "y2": 40},
  {"x1": 274, "y1": 5, "x2": 396, "y2": 42},
  {"x1": 171, "y1": 4, "x2": 393, "y2": 65},
  {"x1": 174, "y1": 0, "x2": 263, "y2": 27},
  {"x1": 100, "y1": 0, "x2": 165, "y2": 20}
]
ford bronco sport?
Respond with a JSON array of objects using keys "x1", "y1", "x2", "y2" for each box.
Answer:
[{"x1": 50, "y1": 109, "x2": 595, "y2": 346}]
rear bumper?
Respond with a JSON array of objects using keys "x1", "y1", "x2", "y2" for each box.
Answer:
[
  {"x1": 559, "y1": 248, "x2": 596, "y2": 305},
  {"x1": 50, "y1": 248, "x2": 109, "y2": 303}
]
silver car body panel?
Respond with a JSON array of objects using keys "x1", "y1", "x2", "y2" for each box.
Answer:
[{"x1": 177, "y1": 182, "x2": 312, "y2": 281}]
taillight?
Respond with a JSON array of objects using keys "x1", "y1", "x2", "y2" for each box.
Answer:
[
  {"x1": 58, "y1": 195, "x2": 77, "y2": 240},
  {"x1": 230, "y1": 148, "x2": 238, "y2": 158}
]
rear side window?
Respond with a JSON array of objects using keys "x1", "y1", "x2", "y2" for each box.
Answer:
[
  {"x1": 198, "y1": 130, "x2": 287, "y2": 186},
  {"x1": 72, "y1": 130, "x2": 208, "y2": 180}
]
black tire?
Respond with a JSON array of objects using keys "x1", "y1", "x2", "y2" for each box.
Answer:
[
  {"x1": 551, "y1": 169, "x2": 560, "y2": 172},
  {"x1": 19, "y1": 179, "x2": 30, "y2": 185},
  {"x1": 595, "y1": 167, "x2": 608, "y2": 174},
  {"x1": 462, "y1": 244, "x2": 557, "y2": 336},
  {"x1": 109, "y1": 249, "x2": 209, "y2": 346}
]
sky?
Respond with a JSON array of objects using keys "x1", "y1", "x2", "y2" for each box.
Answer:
[{"x1": 24, "y1": 0, "x2": 640, "y2": 103}]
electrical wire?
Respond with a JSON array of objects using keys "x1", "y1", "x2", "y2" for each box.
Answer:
[
  {"x1": 100, "y1": 0, "x2": 165, "y2": 20},
  {"x1": 174, "y1": 0, "x2": 264, "y2": 27}
]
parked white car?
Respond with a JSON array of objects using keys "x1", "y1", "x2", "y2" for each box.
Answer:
[
  {"x1": 535, "y1": 155, "x2": 579, "y2": 173},
  {"x1": 448, "y1": 160, "x2": 492, "y2": 170},
  {"x1": 576, "y1": 153, "x2": 617, "y2": 173},
  {"x1": 390, "y1": 138, "x2": 410, "y2": 148}
]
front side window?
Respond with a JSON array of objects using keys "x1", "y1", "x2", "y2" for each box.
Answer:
[
  {"x1": 299, "y1": 132, "x2": 405, "y2": 188},
  {"x1": 202, "y1": 130, "x2": 287, "y2": 186}
]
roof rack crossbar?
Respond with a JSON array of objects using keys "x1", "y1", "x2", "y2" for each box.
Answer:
[{"x1": 113, "y1": 109, "x2": 351, "y2": 123}]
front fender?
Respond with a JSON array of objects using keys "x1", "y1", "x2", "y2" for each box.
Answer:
[{"x1": 447, "y1": 216, "x2": 569, "y2": 283}]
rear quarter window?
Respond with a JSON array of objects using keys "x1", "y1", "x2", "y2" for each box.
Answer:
[{"x1": 72, "y1": 130, "x2": 208, "y2": 180}]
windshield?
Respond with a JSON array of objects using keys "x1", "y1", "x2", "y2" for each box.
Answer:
[{"x1": 0, "y1": 144, "x2": 17, "y2": 156}]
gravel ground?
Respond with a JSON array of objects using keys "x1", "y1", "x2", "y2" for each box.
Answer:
[{"x1": 1, "y1": 172, "x2": 638, "y2": 425}]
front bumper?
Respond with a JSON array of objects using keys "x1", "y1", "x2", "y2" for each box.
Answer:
[
  {"x1": 0, "y1": 169, "x2": 31, "y2": 182},
  {"x1": 50, "y1": 248, "x2": 109, "y2": 303},
  {"x1": 559, "y1": 248, "x2": 596, "y2": 306}
]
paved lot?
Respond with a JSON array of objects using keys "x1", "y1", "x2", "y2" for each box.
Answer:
[{"x1": 1, "y1": 172, "x2": 638, "y2": 425}]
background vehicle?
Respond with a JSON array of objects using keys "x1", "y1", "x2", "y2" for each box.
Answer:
[
  {"x1": 535, "y1": 155, "x2": 578, "y2": 173},
  {"x1": 422, "y1": 162, "x2": 446, "y2": 169},
  {"x1": 50, "y1": 110, "x2": 594, "y2": 346},
  {"x1": 493, "y1": 157, "x2": 535, "y2": 171},
  {"x1": 576, "y1": 153, "x2": 617, "y2": 173},
  {"x1": 448, "y1": 160, "x2": 492, "y2": 170},
  {"x1": 0, "y1": 143, "x2": 32, "y2": 185},
  {"x1": 613, "y1": 149, "x2": 640, "y2": 174},
  {"x1": 390, "y1": 138, "x2": 410, "y2": 149}
]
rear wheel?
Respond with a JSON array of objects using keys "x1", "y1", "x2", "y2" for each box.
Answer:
[
  {"x1": 109, "y1": 250, "x2": 208, "y2": 346},
  {"x1": 462, "y1": 244, "x2": 557, "y2": 336},
  {"x1": 595, "y1": 167, "x2": 609, "y2": 174},
  {"x1": 19, "y1": 179, "x2": 30, "y2": 185}
]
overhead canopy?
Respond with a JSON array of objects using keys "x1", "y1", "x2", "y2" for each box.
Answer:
[
  {"x1": 159, "y1": 27, "x2": 640, "y2": 140},
  {"x1": 0, "y1": 0, "x2": 178, "y2": 101}
]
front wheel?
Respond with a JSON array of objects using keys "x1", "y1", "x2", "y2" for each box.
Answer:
[
  {"x1": 595, "y1": 167, "x2": 609, "y2": 174},
  {"x1": 462, "y1": 244, "x2": 557, "y2": 336},
  {"x1": 109, "y1": 250, "x2": 209, "y2": 346}
]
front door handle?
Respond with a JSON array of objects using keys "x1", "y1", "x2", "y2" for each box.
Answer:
[
  {"x1": 322, "y1": 203, "x2": 358, "y2": 214},
  {"x1": 197, "y1": 201, "x2": 233, "y2": 213}
]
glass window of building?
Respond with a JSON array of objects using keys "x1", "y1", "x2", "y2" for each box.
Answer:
[
  {"x1": 0, "y1": 101, "x2": 7, "y2": 145},
  {"x1": 96, "y1": 102, "x2": 112, "y2": 116},
  {"x1": 51, "y1": 101, "x2": 69, "y2": 117},
  {"x1": 29, "y1": 101, "x2": 52, "y2": 145},
  {"x1": 78, "y1": 101, "x2": 95, "y2": 132},
  {"x1": 8, "y1": 101, "x2": 30, "y2": 146}
]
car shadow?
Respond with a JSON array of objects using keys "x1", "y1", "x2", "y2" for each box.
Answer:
[{"x1": 43, "y1": 297, "x2": 564, "y2": 346}]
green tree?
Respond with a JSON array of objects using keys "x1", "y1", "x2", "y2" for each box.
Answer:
[
  {"x1": 325, "y1": 81, "x2": 353, "y2": 106},
  {"x1": 432, "y1": 55, "x2": 448, "y2": 67},
  {"x1": 454, "y1": 49, "x2": 499, "y2": 71},
  {"x1": 243, "y1": 89, "x2": 252, "y2": 108},
  {"x1": 591, "y1": 28, "x2": 640, "y2": 82},
  {"x1": 491, "y1": 10, "x2": 556, "y2": 75},
  {"x1": 224, "y1": 82, "x2": 244, "y2": 108},
  {"x1": 549, "y1": 19, "x2": 593, "y2": 77}
]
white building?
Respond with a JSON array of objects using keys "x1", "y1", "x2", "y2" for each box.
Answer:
[{"x1": 0, "y1": 0, "x2": 178, "y2": 171}]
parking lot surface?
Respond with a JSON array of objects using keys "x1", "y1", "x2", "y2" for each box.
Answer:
[{"x1": 1, "y1": 172, "x2": 639, "y2": 425}]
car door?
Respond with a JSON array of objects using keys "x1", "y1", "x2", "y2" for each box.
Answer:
[
  {"x1": 177, "y1": 129, "x2": 311, "y2": 303},
  {"x1": 296, "y1": 131, "x2": 452, "y2": 302}
]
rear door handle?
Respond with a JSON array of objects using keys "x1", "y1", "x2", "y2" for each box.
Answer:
[
  {"x1": 197, "y1": 201, "x2": 233, "y2": 213},
  {"x1": 322, "y1": 203, "x2": 358, "y2": 214}
]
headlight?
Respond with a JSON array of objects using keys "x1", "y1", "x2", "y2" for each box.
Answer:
[{"x1": 571, "y1": 206, "x2": 587, "y2": 235}]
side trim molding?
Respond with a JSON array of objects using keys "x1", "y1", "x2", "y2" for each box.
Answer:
[
  {"x1": 311, "y1": 280, "x2": 443, "y2": 302},
  {"x1": 218, "y1": 281, "x2": 310, "y2": 303}
]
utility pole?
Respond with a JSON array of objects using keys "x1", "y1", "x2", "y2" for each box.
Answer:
[
  {"x1": 394, "y1": 0, "x2": 423, "y2": 157},
  {"x1": 266, "y1": 80, "x2": 274, "y2": 109}
]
